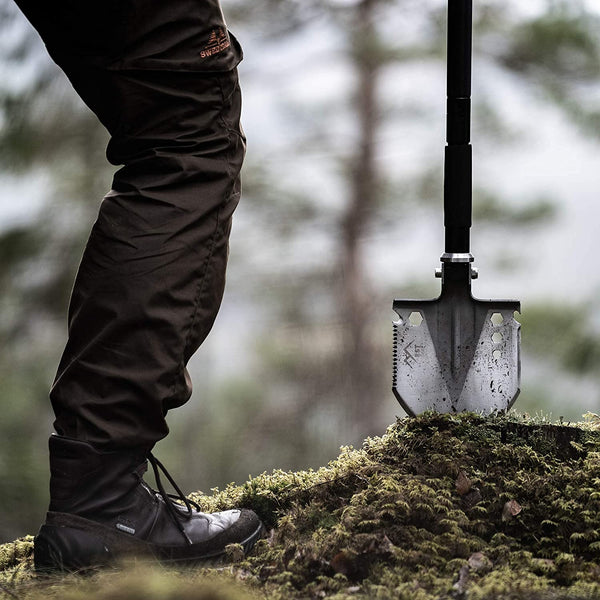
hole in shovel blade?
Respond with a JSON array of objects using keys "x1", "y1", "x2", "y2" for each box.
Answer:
[
  {"x1": 492, "y1": 332, "x2": 503, "y2": 344},
  {"x1": 491, "y1": 312, "x2": 504, "y2": 326},
  {"x1": 409, "y1": 311, "x2": 423, "y2": 327},
  {"x1": 493, "y1": 350, "x2": 502, "y2": 360}
]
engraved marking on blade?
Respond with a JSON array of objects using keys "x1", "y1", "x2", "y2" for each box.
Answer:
[{"x1": 402, "y1": 340, "x2": 425, "y2": 368}]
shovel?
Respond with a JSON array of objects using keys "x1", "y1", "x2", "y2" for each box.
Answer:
[{"x1": 392, "y1": 0, "x2": 520, "y2": 415}]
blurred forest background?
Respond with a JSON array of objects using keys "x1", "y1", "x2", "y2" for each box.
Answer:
[{"x1": 1, "y1": 0, "x2": 600, "y2": 543}]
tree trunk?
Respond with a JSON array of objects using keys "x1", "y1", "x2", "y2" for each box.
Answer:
[{"x1": 340, "y1": 0, "x2": 383, "y2": 438}]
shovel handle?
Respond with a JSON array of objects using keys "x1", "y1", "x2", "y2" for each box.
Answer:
[{"x1": 444, "y1": 0, "x2": 472, "y2": 254}]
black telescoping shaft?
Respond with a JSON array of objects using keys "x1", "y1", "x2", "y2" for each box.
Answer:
[{"x1": 444, "y1": 0, "x2": 473, "y2": 254}]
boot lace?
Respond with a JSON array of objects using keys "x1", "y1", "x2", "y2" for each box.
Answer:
[{"x1": 148, "y1": 453, "x2": 201, "y2": 545}]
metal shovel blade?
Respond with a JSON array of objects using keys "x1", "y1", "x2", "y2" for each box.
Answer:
[{"x1": 392, "y1": 286, "x2": 520, "y2": 415}]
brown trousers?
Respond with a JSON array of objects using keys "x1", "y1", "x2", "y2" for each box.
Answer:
[{"x1": 15, "y1": 0, "x2": 245, "y2": 449}]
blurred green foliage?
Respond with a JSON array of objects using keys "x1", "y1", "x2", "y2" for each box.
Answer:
[
  {"x1": 500, "y1": 2, "x2": 600, "y2": 138},
  {"x1": 473, "y1": 191, "x2": 557, "y2": 226},
  {"x1": 521, "y1": 303, "x2": 600, "y2": 376},
  {"x1": 503, "y1": 6, "x2": 600, "y2": 80}
]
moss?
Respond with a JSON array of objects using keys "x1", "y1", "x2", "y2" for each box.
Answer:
[
  {"x1": 2, "y1": 566, "x2": 260, "y2": 600},
  {"x1": 3, "y1": 412, "x2": 600, "y2": 599},
  {"x1": 0, "y1": 535, "x2": 34, "y2": 590}
]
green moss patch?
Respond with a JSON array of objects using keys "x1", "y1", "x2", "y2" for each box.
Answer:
[{"x1": 3, "y1": 412, "x2": 600, "y2": 599}]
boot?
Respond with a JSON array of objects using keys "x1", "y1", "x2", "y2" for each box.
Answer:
[{"x1": 34, "y1": 435, "x2": 264, "y2": 571}]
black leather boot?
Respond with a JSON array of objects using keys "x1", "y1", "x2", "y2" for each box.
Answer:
[{"x1": 34, "y1": 435, "x2": 264, "y2": 571}]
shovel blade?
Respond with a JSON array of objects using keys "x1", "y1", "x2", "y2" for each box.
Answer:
[{"x1": 392, "y1": 293, "x2": 520, "y2": 415}]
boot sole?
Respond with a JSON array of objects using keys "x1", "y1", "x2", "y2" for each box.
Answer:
[{"x1": 35, "y1": 513, "x2": 265, "y2": 572}]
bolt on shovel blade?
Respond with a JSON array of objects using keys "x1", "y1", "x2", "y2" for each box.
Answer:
[{"x1": 392, "y1": 294, "x2": 520, "y2": 415}]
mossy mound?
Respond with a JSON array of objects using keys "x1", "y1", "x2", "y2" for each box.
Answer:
[{"x1": 3, "y1": 412, "x2": 600, "y2": 599}]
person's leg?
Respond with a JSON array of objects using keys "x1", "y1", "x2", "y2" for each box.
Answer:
[
  {"x1": 50, "y1": 66, "x2": 245, "y2": 449},
  {"x1": 14, "y1": 0, "x2": 262, "y2": 570}
]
